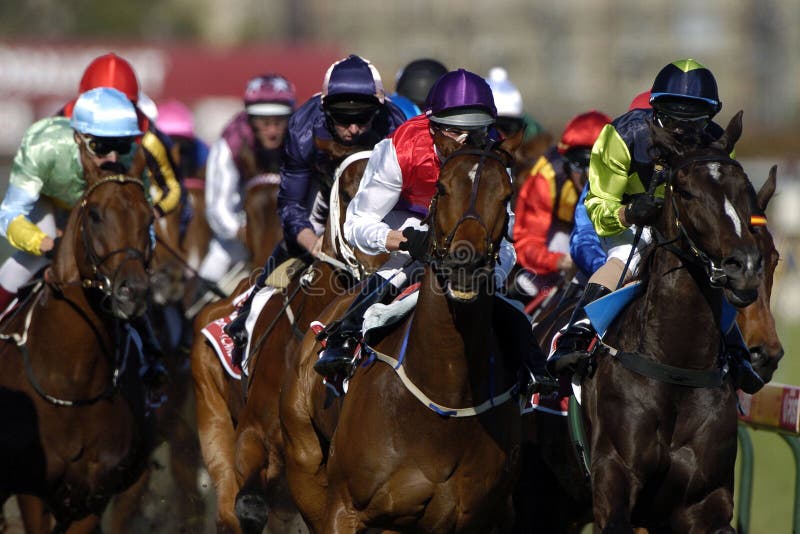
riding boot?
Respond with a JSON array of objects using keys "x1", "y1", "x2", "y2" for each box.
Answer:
[
  {"x1": 725, "y1": 325, "x2": 765, "y2": 394},
  {"x1": 313, "y1": 273, "x2": 393, "y2": 378},
  {"x1": 546, "y1": 282, "x2": 611, "y2": 377},
  {"x1": 223, "y1": 285, "x2": 260, "y2": 349},
  {"x1": 132, "y1": 314, "x2": 170, "y2": 390},
  {"x1": 493, "y1": 297, "x2": 559, "y2": 397},
  {"x1": 223, "y1": 241, "x2": 309, "y2": 348}
]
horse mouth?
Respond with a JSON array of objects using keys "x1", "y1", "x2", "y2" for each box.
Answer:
[
  {"x1": 445, "y1": 280, "x2": 479, "y2": 302},
  {"x1": 724, "y1": 287, "x2": 758, "y2": 307}
]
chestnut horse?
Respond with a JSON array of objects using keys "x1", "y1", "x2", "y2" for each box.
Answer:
[
  {"x1": 191, "y1": 139, "x2": 381, "y2": 533},
  {"x1": 0, "y1": 145, "x2": 156, "y2": 533},
  {"x1": 570, "y1": 113, "x2": 765, "y2": 532},
  {"x1": 281, "y1": 135, "x2": 525, "y2": 532},
  {"x1": 516, "y1": 157, "x2": 783, "y2": 534}
]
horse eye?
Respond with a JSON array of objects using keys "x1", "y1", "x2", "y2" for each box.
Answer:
[
  {"x1": 88, "y1": 205, "x2": 102, "y2": 223},
  {"x1": 436, "y1": 182, "x2": 447, "y2": 196}
]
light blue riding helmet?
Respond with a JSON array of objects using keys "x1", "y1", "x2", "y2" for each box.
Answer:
[{"x1": 70, "y1": 87, "x2": 143, "y2": 137}]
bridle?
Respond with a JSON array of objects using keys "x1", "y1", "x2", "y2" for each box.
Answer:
[
  {"x1": 427, "y1": 146, "x2": 511, "y2": 273},
  {"x1": 78, "y1": 174, "x2": 152, "y2": 297},
  {"x1": 657, "y1": 153, "x2": 745, "y2": 288}
]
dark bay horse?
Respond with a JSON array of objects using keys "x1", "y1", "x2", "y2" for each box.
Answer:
[
  {"x1": 190, "y1": 139, "x2": 381, "y2": 533},
  {"x1": 514, "y1": 161, "x2": 783, "y2": 533},
  {"x1": 575, "y1": 112, "x2": 764, "y2": 533},
  {"x1": 0, "y1": 145, "x2": 156, "y2": 532},
  {"x1": 281, "y1": 134, "x2": 525, "y2": 532}
]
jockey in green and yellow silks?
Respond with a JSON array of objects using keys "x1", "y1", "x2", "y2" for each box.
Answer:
[{"x1": 547, "y1": 58, "x2": 765, "y2": 394}]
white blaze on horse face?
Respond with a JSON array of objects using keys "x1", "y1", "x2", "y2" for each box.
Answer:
[
  {"x1": 467, "y1": 162, "x2": 479, "y2": 184},
  {"x1": 724, "y1": 197, "x2": 743, "y2": 237},
  {"x1": 707, "y1": 162, "x2": 722, "y2": 181}
]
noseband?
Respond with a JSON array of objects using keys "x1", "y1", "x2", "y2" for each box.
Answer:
[
  {"x1": 79, "y1": 175, "x2": 151, "y2": 296},
  {"x1": 428, "y1": 147, "x2": 510, "y2": 271},
  {"x1": 661, "y1": 154, "x2": 744, "y2": 288}
]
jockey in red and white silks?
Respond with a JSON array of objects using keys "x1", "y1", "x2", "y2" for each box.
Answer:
[{"x1": 344, "y1": 115, "x2": 516, "y2": 288}]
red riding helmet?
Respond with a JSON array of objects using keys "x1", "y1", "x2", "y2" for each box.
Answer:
[
  {"x1": 558, "y1": 110, "x2": 612, "y2": 154},
  {"x1": 79, "y1": 53, "x2": 140, "y2": 103}
]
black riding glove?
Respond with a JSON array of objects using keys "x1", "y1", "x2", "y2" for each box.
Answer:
[
  {"x1": 398, "y1": 227, "x2": 430, "y2": 261},
  {"x1": 624, "y1": 194, "x2": 664, "y2": 226}
]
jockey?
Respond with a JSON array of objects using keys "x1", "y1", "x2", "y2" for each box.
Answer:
[
  {"x1": 197, "y1": 73, "x2": 295, "y2": 285},
  {"x1": 313, "y1": 68, "x2": 556, "y2": 394},
  {"x1": 222, "y1": 54, "x2": 406, "y2": 347},
  {"x1": 513, "y1": 110, "x2": 611, "y2": 297},
  {"x1": 486, "y1": 67, "x2": 546, "y2": 142},
  {"x1": 61, "y1": 53, "x2": 182, "y2": 219},
  {"x1": 156, "y1": 99, "x2": 209, "y2": 238},
  {"x1": 157, "y1": 99, "x2": 209, "y2": 184},
  {"x1": 569, "y1": 92, "x2": 652, "y2": 278},
  {"x1": 390, "y1": 58, "x2": 448, "y2": 119},
  {"x1": 547, "y1": 59, "x2": 764, "y2": 393},
  {"x1": 0, "y1": 87, "x2": 142, "y2": 311}
]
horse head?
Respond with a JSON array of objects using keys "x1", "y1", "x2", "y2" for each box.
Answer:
[
  {"x1": 737, "y1": 165, "x2": 783, "y2": 382},
  {"x1": 427, "y1": 133, "x2": 521, "y2": 302},
  {"x1": 314, "y1": 137, "x2": 387, "y2": 277},
  {"x1": 650, "y1": 110, "x2": 762, "y2": 307},
  {"x1": 52, "y1": 141, "x2": 153, "y2": 319}
]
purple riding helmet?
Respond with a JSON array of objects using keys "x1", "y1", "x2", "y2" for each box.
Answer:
[{"x1": 425, "y1": 69, "x2": 497, "y2": 128}]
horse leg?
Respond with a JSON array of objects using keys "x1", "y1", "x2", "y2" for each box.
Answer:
[
  {"x1": 590, "y1": 456, "x2": 636, "y2": 533},
  {"x1": 168, "y1": 407, "x2": 206, "y2": 531},
  {"x1": 16, "y1": 495, "x2": 50, "y2": 534},
  {"x1": 109, "y1": 466, "x2": 151, "y2": 533},
  {"x1": 62, "y1": 514, "x2": 101, "y2": 534},
  {"x1": 234, "y1": 424, "x2": 270, "y2": 534},
  {"x1": 320, "y1": 485, "x2": 363, "y2": 534},
  {"x1": 669, "y1": 487, "x2": 734, "y2": 534},
  {"x1": 191, "y1": 339, "x2": 241, "y2": 534}
]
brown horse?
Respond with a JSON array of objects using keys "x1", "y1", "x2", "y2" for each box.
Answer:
[
  {"x1": 191, "y1": 139, "x2": 380, "y2": 533},
  {"x1": 0, "y1": 145, "x2": 156, "y2": 533},
  {"x1": 571, "y1": 113, "x2": 763, "y2": 532},
  {"x1": 514, "y1": 168, "x2": 783, "y2": 534},
  {"x1": 281, "y1": 136, "x2": 525, "y2": 532}
]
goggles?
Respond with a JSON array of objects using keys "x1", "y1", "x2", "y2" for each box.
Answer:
[
  {"x1": 81, "y1": 134, "x2": 134, "y2": 157},
  {"x1": 327, "y1": 108, "x2": 379, "y2": 127},
  {"x1": 495, "y1": 117, "x2": 526, "y2": 137},
  {"x1": 564, "y1": 148, "x2": 592, "y2": 173},
  {"x1": 655, "y1": 111, "x2": 710, "y2": 133}
]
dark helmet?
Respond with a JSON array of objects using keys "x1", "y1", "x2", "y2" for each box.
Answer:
[
  {"x1": 650, "y1": 59, "x2": 721, "y2": 117},
  {"x1": 424, "y1": 69, "x2": 496, "y2": 128},
  {"x1": 395, "y1": 58, "x2": 448, "y2": 108},
  {"x1": 321, "y1": 54, "x2": 385, "y2": 122}
]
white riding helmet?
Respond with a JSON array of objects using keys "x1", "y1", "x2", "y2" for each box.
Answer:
[
  {"x1": 486, "y1": 67, "x2": 523, "y2": 118},
  {"x1": 70, "y1": 87, "x2": 143, "y2": 137}
]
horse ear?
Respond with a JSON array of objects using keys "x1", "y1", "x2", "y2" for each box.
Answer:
[
  {"x1": 712, "y1": 110, "x2": 743, "y2": 154},
  {"x1": 757, "y1": 165, "x2": 778, "y2": 212},
  {"x1": 76, "y1": 133, "x2": 102, "y2": 186},
  {"x1": 499, "y1": 127, "x2": 525, "y2": 156}
]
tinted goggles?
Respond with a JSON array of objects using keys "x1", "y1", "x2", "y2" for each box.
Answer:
[
  {"x1": 564, "y1": 148, "x2": 592, "y2": 173},
  {"x1": 82, "y1": 134, "x2": 135, "y2": 156},
  {"x1": 327, "y1": 108, "x2": 379, "y2": 126}
]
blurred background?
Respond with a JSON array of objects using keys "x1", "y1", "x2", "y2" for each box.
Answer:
[{"x1": 0, "y1": 0, "x2": 798, "y2": 532}]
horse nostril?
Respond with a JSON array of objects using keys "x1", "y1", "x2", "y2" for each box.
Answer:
[{"x1": 722, "y1": 256, "x2": 744, "y2": 274}]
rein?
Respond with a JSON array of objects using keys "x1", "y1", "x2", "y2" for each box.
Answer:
[
  {"x1": 79, "y1": 175, "x2": 151, "y2": 296},
  {"x1": 598, "y1": 152, "x2": 747, "y2": 388},
  {"x1": 428, "y1": 146, "x2": 510, "y2": 270}
]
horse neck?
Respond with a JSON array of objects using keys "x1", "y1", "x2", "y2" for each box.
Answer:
[
  {"x1": 404, "y1": 267, "x2": 498, "y2": 402},
  {"x1": 637, "y1": 240, "x2": 724, "y2": 368}
]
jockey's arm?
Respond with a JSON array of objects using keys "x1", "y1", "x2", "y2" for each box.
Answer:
[
  {"x1": 205, "y1": 138, "x2": 245, "y2": 240},
  {"x1": 584, "y1": 124, "x2": 634, "y2": 237},
  {"x1": 343, "y1": 138, "x2": 404, "y2": 255},
  {"x1": 140, "y1": 129, "x2": 182, "y2": 217},
  {"x1": 277, "y1": 128, "x2": 317, "y2": 249}
]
